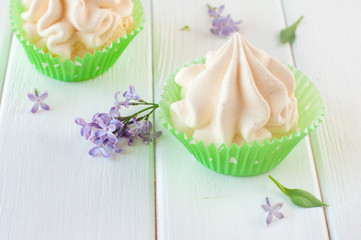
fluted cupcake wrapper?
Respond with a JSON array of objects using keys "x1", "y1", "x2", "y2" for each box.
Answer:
[
  {"x1": 158, "y1": 58, "x2": 324, "y2": 176},
  {"x1": 9, "y1": 0, "x2": 144, "y2": 82}
]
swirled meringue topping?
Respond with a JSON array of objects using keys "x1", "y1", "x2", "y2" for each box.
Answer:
[
  {"x1": 21, "y1": 0, "x2": 134, "y2": 60},
  {"x1": 170, "y1": 33, "x2": 299, "y2": 147}
]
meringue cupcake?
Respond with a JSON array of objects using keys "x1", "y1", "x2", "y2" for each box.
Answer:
[
  {"x1": 159, "y1": 33, "x2": 324, "y2": 176},
  {"x1": 9, "y1": 0, "x2": 145, "y2": 81}
]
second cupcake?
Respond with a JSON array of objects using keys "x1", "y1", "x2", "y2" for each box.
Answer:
[
  {"x1": 159, "y1": 32, "x2": 324, "y2": 176},
  {"x1": 10, "y1": 0, "x2": 145, "y2": 81}
]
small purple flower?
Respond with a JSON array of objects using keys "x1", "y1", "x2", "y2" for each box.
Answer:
[
  {"x1": 75, "y1": 118, "x2": 96, "y2": 140},
  {"x1": 208, "y1": 4, "x2": 224, "y2": 17},
  {"x1": 107, "y1": 141, "x2": 122, "y2": 154},
  {"x1": 89, "y1": 137, "x2": 110, "y2": 158},
  {"x1": 94, "y1": 117, "x2": 119, "y2": 143},
  {"x1": 138, "y1": 121, "x2": 162, "y2": 145},
  {"x1": 114, "y1": 90, "x2": 122, "y2": 106},
  {"x1": 126, "y1": 117, "x2": 146, "y2": 146},
  {"x1": 92, "y1": 113, "x2": 110, "y2": 126},
  {"x1": 207, "y1": 5, "x2": 242, "y2": 38},
  {"x1": 132, "y1": 117, "x2": 146, "y2": 133},
  {"x1": 27, "y1": 89, "x2": 50, "y2": 114},
  {"x1": 110, "y1": 91, "x2": 122, "y2": 118},
  {"x1": 123, "y1": 85, "x2": 140, "y2": 108},
  {"x1": 261, "y1": 197, "x2": 284, "y2": 226}
]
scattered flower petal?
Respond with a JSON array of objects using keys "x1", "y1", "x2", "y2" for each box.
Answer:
[
  {"x1": 39, "y1": 102, "x2": 50, "y2": 111},
  {"x1": 39, "y1": 92, "x2": 48, "y2": 101},
  {"x1": 31, "y1": 102, "x2": 39, "y2": 114},
  {"x1": 28, "y1": 89, "x2": 50, "y2": 114},
  {"x1": 261, "y1": 197, "x2": 284, "y2": 226},
  {"x1": 27, "y1": 93, "x2": 37, "y2": 101}
]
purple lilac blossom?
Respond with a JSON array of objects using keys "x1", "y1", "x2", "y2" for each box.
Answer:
[
  {"x1": 207, "y1": 5, "x2": 242, "y2": 38},
  {"x1": 75, "y1": 118, "x2": 96, "y2": 140},
  {"x1": 127, "y1": 117, "x2": 146, "y2": 146},
  {"x1": 109, "y1": 91, "x2": 122, "y2": 118},
  {"x1": 27, "y1": 89, "x2": 50, "y2": 114},
  {"x1": 75, "y1": 85, "x2": 161, "y2": 158},
  {"x1": 122, "y1": 85, "x2": 140, "y2": 108},
  {"x1": 261, "y1": 197, "x2": 284, "y2": 226},
  {"x1": 138, "y1": 121, "x2": 162, "y2": 145},
  {"x1": 94, "y1": 117, "x2": 120, "y2": 143},
  {"x1": 89, "y1": 137, "x2": 110, "y2": 158}
]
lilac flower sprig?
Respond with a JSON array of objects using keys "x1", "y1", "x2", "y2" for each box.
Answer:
[
  {"x1": 27, "y1": 89, "x2": 50, "y2": 114},
  {"x1": 75, "y1": 85, "x2": 162, "y2": 158},
  {"x1": 207, "y1": 4, "x2": 242, "y2": 38}
]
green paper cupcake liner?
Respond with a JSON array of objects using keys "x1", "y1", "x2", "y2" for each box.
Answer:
[
  {"x1": 9, "y1": 0, "x2": 145, "y2": 82},
  {"x1": 158, "y1": 58, "x2": 324, "y2": 176}
]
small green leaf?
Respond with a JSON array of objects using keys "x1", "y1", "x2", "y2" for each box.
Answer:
[
  {"x1": 180, "y1": 25, "x2": 191, "y2": 31},
  {"x1": 269, "y1": 175, "x2": 328, "y2": 208},
  {"x1": 279, "y1": 16, "x2": 304, "y2": 44},
  {"x1": 207, "y1": 4, "x2": 217, "y2": 10}
]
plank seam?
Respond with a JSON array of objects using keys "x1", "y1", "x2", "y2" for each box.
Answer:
[
  {"x1": 150, "y1": 0, "x2": 158, "y2": 239},
  {"x1": 0, "y1": 33, "x2": 13, "y2": 106},
  {"x1": 278, "y1": 1, "x2": 330, "y2": 239}
]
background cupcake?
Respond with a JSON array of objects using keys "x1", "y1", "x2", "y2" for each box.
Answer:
[
  {"x1": 159, "y1": 33, "x2": 324, "y2": 176},
  {"x1": 10, "y1": 0, "x2": 145, "y2": 82}
]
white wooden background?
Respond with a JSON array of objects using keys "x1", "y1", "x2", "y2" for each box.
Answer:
[{"x1": 0, "y1": 0, "x2": 360, "y2": 239}]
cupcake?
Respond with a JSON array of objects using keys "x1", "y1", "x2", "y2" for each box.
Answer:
[
  {"x1": 9, "y1": 0, "x2": 145, "y2": 82},
  {"x1": 159, "y1": 33, "x2": 324, "y2": 176}
]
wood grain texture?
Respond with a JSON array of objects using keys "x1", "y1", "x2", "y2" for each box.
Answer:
[
  {"x1": 0, "y1": 0, "x2": 13, "y2": 98},
  {"x1": 153, "y1": 0, "x2": 328, "y2": 239},
  {"x1": 0, "y1": 1, "x2": 155, "y2": 239},
  {"x1": 282, "y1": 0, "x2": 361, "y2": 239}
]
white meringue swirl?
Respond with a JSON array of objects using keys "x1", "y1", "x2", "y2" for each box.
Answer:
[
  {"x1": 21, "y1": 0, "x2": 133, "y2": 60},
  {"x1": 170, "y1": 33, "x2": 299, "y2": 147}
]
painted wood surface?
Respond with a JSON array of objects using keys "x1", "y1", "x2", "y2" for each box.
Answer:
[
  {"x1": 0, "y1": 1, "x2": 13, "y2": 98},
  {"x1": 153, "y1": 0, "x2": 328, "y2": 239},
  {"x1": 282, "y1": 0, "x2": 361, "y2": 239},
  {"x1": 1, "y1": 0, "x2": 360, "y2": 239},
  {"x1": 0, "y1": 1, "x2": 155, "y2": 239}
]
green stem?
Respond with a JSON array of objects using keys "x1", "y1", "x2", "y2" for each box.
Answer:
[
  {"x1": 268, "y1": 175, "x2": 289, "y2": 196},
  {"x1": 138, "y1": 99, "x2": 157, "y2": 105},
  {"x1": 145, "y1": 107, "x2": 158, "y2": 120},
  {"x1": 119, "y1": 104, "x2": 159, "y2": 129},
  {"x1": 128, "y1": 102, "x2": 157, "y2": 106}
]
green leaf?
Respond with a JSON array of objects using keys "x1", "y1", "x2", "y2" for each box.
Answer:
[
  {"x1": 269, "y1": 175, "x2": 328, "y2": 208},
  {"x1": 279, "y1": 16, "x2": 304, "y2": 44},
  {"x1": 180, "y1": 25, "x2": 191, "y2": 31},
  {"x1": 207, "y1": 4, "x2": 217, "y2": 10}
]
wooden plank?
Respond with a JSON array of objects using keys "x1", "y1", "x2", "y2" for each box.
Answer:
[
  {"x1": 153, "y1": 0, "x2": 328, "y2": 239},
  {"x1": 282, "y1": 0, "x2": 361, "y2": 239},
  {"x1": 0, "y1": 1, "x2": 155, "y2": 239},
  {"x1": 0, "y1": 0, "x2": 13, "y2": 98}
]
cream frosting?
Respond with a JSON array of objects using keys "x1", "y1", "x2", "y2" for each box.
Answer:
[
  {"x1": 170, "y1": 33, "x2": 299, "y2": 147},
  {"x1": 21, "y1": 0, "x2": 134, "y2": 60}
]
